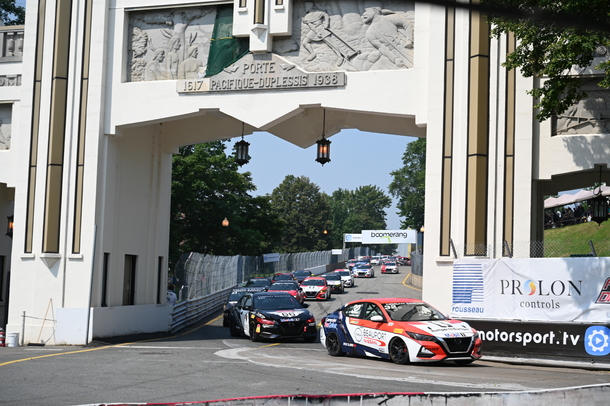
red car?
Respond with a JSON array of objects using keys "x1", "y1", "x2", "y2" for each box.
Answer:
[
  {"x1": 300, "y1": 277, "x2": 331, "y2": 300},
  {"x1": 381, "y1": 261, "x2": 399, "y2": 274},
  {"x1": 272, "y1": 272, "x2": 297, "y2": 283},
  {"x1": 267, "y1": 281, "x2": 305, "y2": 303}
]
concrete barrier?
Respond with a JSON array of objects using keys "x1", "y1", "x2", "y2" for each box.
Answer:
[{"x1": 75, "y1": 385, "x2": 610, "y2": 406}]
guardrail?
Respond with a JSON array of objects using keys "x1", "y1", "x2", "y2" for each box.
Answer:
[{"x1": 170, "y1": 287, "x2": 234, "y2": 333}]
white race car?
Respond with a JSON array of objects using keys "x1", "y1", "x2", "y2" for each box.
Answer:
[{"x1": 333, "y1": 269, "x2": 354, "y2": 287}]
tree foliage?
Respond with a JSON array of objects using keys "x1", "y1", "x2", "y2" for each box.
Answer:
[
  {"x1": 328, "y1": 186, "x2": 393, "y2": 253},
  {"x1": 170, "y1": 141, "x2": 282, "y2": 266},
  {"x1": 482, "y1": 0, "x2": 610, "y2": 121},
  {"x1": 269, "y1": 175, "x2": 331, "y2": 253},
  {"x1": 0, "y1": 0, "x2": 25, "y2": 25},
  {"x1": 389, "y1": 138, "x2": 425, "y2": 231}
]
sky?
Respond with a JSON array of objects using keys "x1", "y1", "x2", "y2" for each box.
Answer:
[{"x1": 232, "y1": 129, "x2": 417, "y2": 230}]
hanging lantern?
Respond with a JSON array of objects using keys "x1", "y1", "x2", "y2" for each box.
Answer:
[
  {"x1": 590, "y1": 194, "x2": 608, "y2": 225},
  {"x1": 6, "y1": 215, "x2": 13, "y2": 238},
  {"x1": 234, "y1": 137, "x2": 250, "y2": 166},
  {"x1": 316, "y1": 136, "x2": 331, "y2": 165},
  {"x1": 590, "y1": 166, "x2": 608, "y2": 225}
]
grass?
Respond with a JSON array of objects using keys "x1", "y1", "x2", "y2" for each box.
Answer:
[{"x1": 544, "y1": 220, "x2": 610, "y2": 257}]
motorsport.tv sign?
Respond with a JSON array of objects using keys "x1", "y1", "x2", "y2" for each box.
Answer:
[{"x1": 361, "y1": 230, "x2": 417, "y2": 244}]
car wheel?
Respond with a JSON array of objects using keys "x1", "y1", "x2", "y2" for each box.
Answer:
[
  {"x1": 389, "y1": 338, "x2": 410, "y2": 364},
  {"x1": 223, "y1": 316, "x2": 229, "y2": 327},
  {"x1": 250, "y1": 322, "x2": 260, "y2": 342},
  {"x1": 229, "y1": 318, "x2": 241, "y2": 337},
  {"x1": 454, "y1": 359, "x2": 474, "y2": 365},
  {"x1": 326, "y1": 332, "x2": 345, "y2": 356}
]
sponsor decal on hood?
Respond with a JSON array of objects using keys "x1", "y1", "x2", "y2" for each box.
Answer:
[{"x1": 413, "y1": 321, "x2": 473, "y2": 337}]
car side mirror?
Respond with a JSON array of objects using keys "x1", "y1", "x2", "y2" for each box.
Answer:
[
  {"x1": 243, "y1": 305, "x2": 252, "y2": 310},
  {"x1": 370, "y1": 315, "x2": 384, "y2": 322},
  {"x1": 302, "y1": 303, "x2": 309, "y2": 308}
]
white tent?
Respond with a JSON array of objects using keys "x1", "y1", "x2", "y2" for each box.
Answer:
[{"x1": 544, "y1": 185, "x2": 610, "y2": 209}]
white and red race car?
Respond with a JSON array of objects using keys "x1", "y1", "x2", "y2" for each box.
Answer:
[
  {"x1": 320, "y1": 298, "x2": 482, "y2": 365},
  {"x1": 300, "y1": 277, "x2": 332, "y2": 300}
]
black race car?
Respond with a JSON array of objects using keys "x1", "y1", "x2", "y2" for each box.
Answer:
[
  {"x1": 229, "y1": 291, "x2": 317, "y2": 342},
  {"x1": 223, "y1": 287, "x2": 267, "y2": 327}
]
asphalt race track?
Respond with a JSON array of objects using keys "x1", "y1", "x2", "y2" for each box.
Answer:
[{"x1": 1, "y1": 268, "x2": 609, "y2": 406}]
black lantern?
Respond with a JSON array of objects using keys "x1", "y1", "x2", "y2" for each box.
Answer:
[
  {"x1": 316, "y1": 136, "x2": 331, "y2": 165},
  {"x1": 590, "y1": 166, "x2": 608, "y2": 225},
  {"x1": 6, "y1": 215, "x2": 13, "y2": 238},
  {"x1": 234, "y1": 137, "x2": 250, "y2": 166},
  {"x1": 315, "y1": 109, "x2": 331, "y2": 166},
  {"x1": 590, "y1": 194, "x2": 608, "y2": 225}
]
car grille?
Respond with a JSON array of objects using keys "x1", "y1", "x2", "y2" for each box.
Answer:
[
  {"x1": 279, "y1": 321, "x2": 306, "y2": 335},
  {"x1": 304, "y1": 291, "x2": 318, "y2": 297},
  {"x1": 443, "y1": 337, "x2": 473, "y2": 353}
]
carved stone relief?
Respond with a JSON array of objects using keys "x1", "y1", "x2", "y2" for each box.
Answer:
[
  {"x1": 127, "y1": 7, "x2": 216, "y2": 82},
  {"x1": 0, "y1": 104, "x2": 12, "y2": 151},
  {"x1": 274, "y1": 1, "x2": 415, "y2": 72},
  {"x1": 554, "y1": 79, "x2": 610, "y2": 135},
  {"x1": 127, "y1": 1, "x2": 414, "y2": 82}
]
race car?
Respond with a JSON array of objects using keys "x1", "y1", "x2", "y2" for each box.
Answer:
[
  {"x1": 346, "y1": 259, "x2": 359, "y2": 270},
  {"x1": 320, "y1": 298, "x2": 482, "y2": 365},
  {"x1": 228, "y1": 291, "x2": 317, "y2": 342},
  {"x1": 223, "y1": 286, "x2": 268, "y2": 326},
  {"x1": 352, "y1": 263, "x2": 374, "y2": 278},
  {"x1": 292, "y1": 269, "x2": 313, "y2": 283},
  {"x1": 268, "y1": 281, "x2": 305, "y2": 303},
  {"x1": 333, "y1": 269, "x2": 354, "y2": 287},
  {"x1": 320, "y1": 273, "x2": 344, "y2": 294},
  {"x1": 380, "y1": 261, "x2": 399, "y2": 274},
  {"x1": 300, "y1": 276, "x2": 331, "y2": 300}
]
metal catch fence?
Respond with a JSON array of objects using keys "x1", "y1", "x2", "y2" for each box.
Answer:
[
  {"x1": 450, "y1": 240, "x2": 609, "y2": 259},
  {"x1": 173, "y1": 247, "x2": 373, "y2": 301}
]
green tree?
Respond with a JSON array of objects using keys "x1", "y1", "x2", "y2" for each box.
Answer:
[
  {"x1": 389, "y1": 138, "x2": 425, "y2": 230},
  {"x1": 170, "y1": 141, "x2": 282, "y2": 266},
  {"x1": 0, "y1": 0, "x2": 25, "y2": 25},
  {"x1": 328, "y1": 186, "x2": 393, "y2": 253},
  {"x1": 482, "y1": 0, "x2": 610, "y2": 121},
  {"x1": 269, "y1": 175, "x2": 331, "y2": 253}
]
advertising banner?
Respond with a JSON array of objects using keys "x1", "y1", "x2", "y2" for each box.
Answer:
[
  {"x1": 451, "y1": 258, "x2": 610, "y2": 323},
  {"x1": 343, "y1": 234, "x2": 362, "y2": 243},
  {"x1": 466, "y1": 319, "x2": 610, "y2": 360},
  {"x1": 263, "y1": 253, "x2": 280, "y2": 263},
  {"x1": 361, "y1": 230, "x2": 416, "y2": 244}
]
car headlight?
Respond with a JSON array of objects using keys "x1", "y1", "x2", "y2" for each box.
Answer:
[{"x1": 406, "y1": 331, "x2": 437, "y2": 341}]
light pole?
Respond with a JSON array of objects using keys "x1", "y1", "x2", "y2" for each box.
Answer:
[{"x1": 222, "y1": 217, "x2": 229, "y2": 255}]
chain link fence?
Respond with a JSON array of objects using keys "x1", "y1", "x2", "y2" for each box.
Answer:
[
  {"x1": 450, "y1": 240, "x2": 609, "y2": 259},
  {"x1": 173, "y1": 246, "x2": 373, "y2": 301}
]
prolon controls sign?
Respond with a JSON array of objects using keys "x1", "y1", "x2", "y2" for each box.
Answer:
[
  {"x1": 362, "y1": 230, "x2": 416, "y2": 244},
  {"x1": 177, "y1": 53, "x2": 346, "y2": 93}
]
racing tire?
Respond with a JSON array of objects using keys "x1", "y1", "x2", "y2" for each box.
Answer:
[
  {"x1": 454, "y1": 359, "x2": 474, "y2": 365},
  {"x1": 389, "y1": 338, "x2": 410, "y2": 364},
  {"x1": 223, "y1": 316, "x2": 229, "y2": 327},
  {"x1": 325, "y1": 332, "x2": 346, "y2": 356},
  {"x1": 249, "y1": 322, "x2": 260, "y2": 342},
  {"x1": 229, "y1": 318, "x2": 241, "y2": 337}
]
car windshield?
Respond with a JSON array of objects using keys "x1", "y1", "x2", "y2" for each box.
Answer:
[
  {"x1": 293, "y1": 270, "x2": 310, "y2": 277},
  {"x1": 335, "y1": 271, "x2": 350, "y2": 276},
  {"x1": 229, "y1": 291, "x2": 248, "y2": 301},
  {"x1": 268, "y1": 282, "x2": 298, "y2": 291},
  {"x1": 273, "y1": 274, "x2": 293, "y2": 280},
  {"x1": 302, "y1": 279, "x2": 325, "y2": 286},
  {"x1": 246, "y1": 279, "x2": 271, "y2": 287},
  {"x1": 355, "y1": 264, "x2": 371, "y2": 269},
  {"x1": 383, "y1": 302, "x2": 446, "y2": 322},
  {"x1": 322, "y1": 274, "x2": 340, "y2": 281},
  {"x1": 385, "y1": 262, "x2": 397, "y2": 266},
  {"x1": 254, "y1": 294, "x2": 300, "y2": 310}
]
